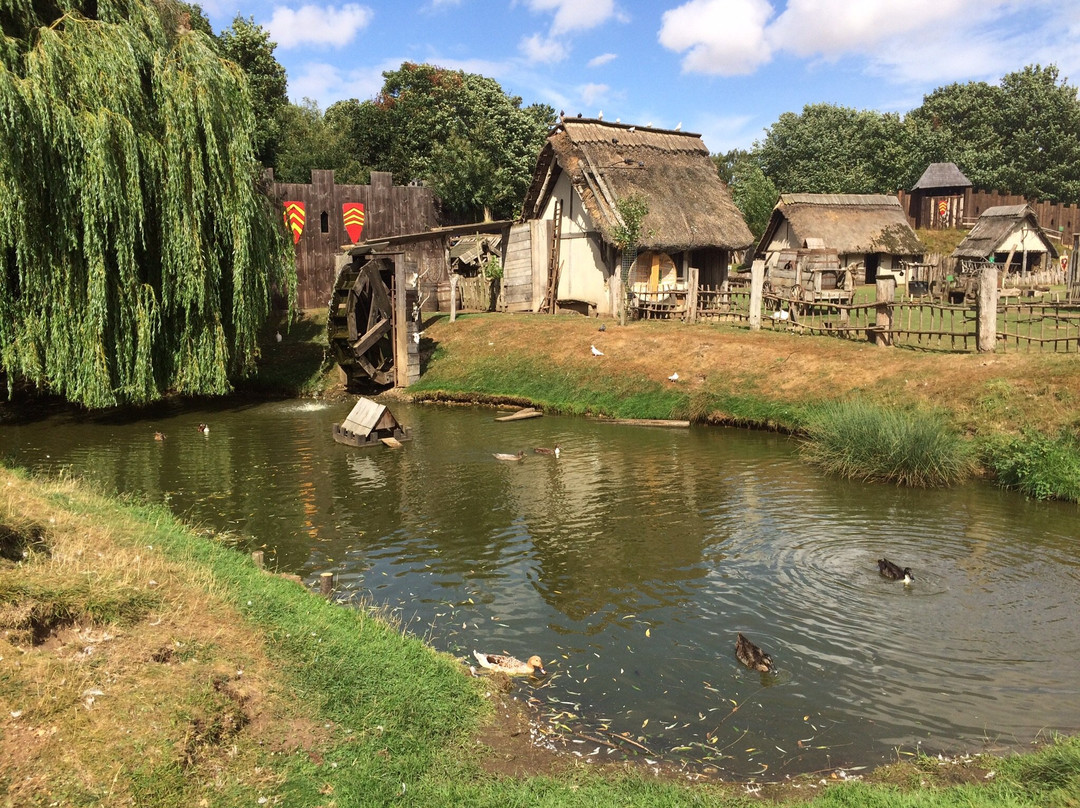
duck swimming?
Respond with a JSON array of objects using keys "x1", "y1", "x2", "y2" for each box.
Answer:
[
  {"x1": 493, "y1": 451, "x2": 525, "y2": 461},
  {"x1": 534, "y1": 445, "x2": 560, "y2": 457},
  {"x1": 878, "y1": 558, "x2": 914, "y2": 584},
  {"x1": 153, "y1": 431, "x2": 166, "y2": 441},
  {"x1": 197, "y1": 423, "x2": 210, "y2": 435},
  {"x1": 472, "y1": 651, "x2": 546, "y2": 676},
  {"x1": 735, "y1": 632, "x2": 773, "y2": 672}
]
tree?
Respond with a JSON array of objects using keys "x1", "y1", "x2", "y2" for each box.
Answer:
[
  {"x1": 217, "y1": 15, "x2": 289, "y2": 167},
  {"x1": 726, "y1": 156, "x2": 778, "y2": 241},
  {"x1": 0, "y1": 0, "x2": 293, "y2": 408},
  {"x1": 324, "y1": 63, "x2": 555, "y2": 221},
  {"x1": 275, "y1": 99, "x2": 367, "y2": 184}
]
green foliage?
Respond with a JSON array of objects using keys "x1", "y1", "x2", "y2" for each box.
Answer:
[
  {"x1": 274, "y1": 99, "x2": 368, "y2": 184},
  {"x1": 611, "y1": 193, "x2": 650, "y2": 251},
  {"x1": 982, "y1": 428, "x2": 1080, "y2": 502},
  {"x1": 722, "y1": 151, "x2": 777, "y2": 240},
  {"x1": 0, "y1": 0, "x2": 293, "y2": 408},
  {"x1": 318, "y1": 63, "x2": 555, "y2": 221},
  {"x1": 755, "y1": 103, "x2": 912, "y2": 193},
  {"x1": 800, "y1": 400, "x2": 977, "y2": 487},
  {"x1": 217, "y1": 15, "x2": 288, "y2": 166}
]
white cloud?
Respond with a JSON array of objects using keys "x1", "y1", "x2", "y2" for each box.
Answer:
[
  {"x1": 520, "y1": 33, "x2": 568, "y2": 64},
  {"x1": 286, "y1": 62, "x2": 347, "y2": 106},
  {"x1": 692, "y1": 113, "x2": 760, "y2": 153},
  {"x1": 266, "y1": 4, "x2": 374, "y2": 49},
  {"x1": 587, "y1": 53, "x2": 618, "y2": 68},
  {"x1": 659, "y1": 0, "x2": 775, "y2": 76},
  {"x1": 767, "y1": 0, "x2": 980, "y2": 58},
  {"x1": 525, "y1": 0, "x2": 616, "y2": 35},
  {"x1": 578, "y1": 83, "x2": 609, "y2": 106}
]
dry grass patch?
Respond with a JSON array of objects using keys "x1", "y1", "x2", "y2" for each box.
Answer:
[{"x1": 0, "y1": 471, "x2": 327, "y2": 807}]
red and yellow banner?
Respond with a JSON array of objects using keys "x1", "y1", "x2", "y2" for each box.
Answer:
[
  {"x1": 937, "y1": 199, "x2": 948, "y2": 219},
  {"x1": 284, "y1": 201, "x2": 305, "y2": 244},
  {"x1": 343, "y1": 202, "x2": 365, "y2": 243}
]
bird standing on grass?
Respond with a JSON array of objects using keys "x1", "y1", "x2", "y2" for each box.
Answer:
[
  {"x1": 668, "y1": 372, "x2": 679, "y2": 382},
  {"x1": 591, "y1": 345, "x2": 604, "y2": 356}
]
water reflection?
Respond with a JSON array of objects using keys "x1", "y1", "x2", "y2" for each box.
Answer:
[{"x1": 2, "y1": 398, "x2": 1079, "y2": 778}]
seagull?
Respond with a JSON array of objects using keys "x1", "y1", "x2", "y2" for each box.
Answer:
[
  {"x1": 275, "y1": 331, "x2": 282, "y2": 342},
  {"x1": 597, "y1": 110, "x2": 603, "y2": 120},
  {"x1": 628, "y1": 126, "x2": 635, "y2": 133},
  {"x1": 674, "y1": 121, "x2": 682, "y2": 131},
  {"x1": 668, "y1": 372, "x2": 679, "y2": 382},
  {"x1": 591, "y1": 345, "x2": 604, "y2": 356}
]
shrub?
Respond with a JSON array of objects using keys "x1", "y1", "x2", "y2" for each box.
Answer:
[
  {"x1": 801, "y1": 399, "x2": 976, "y2": 487},
  {"x1": 982, "y1": 428, "x2": 1080, "y2": 502}
]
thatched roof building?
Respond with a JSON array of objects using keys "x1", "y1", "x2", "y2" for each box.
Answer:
[
  {"x1": 952, "y1": 205, "x2": 1058, "y2": 265},
  {"x1": 522, "y1": 119, "x2": 753, "y2": 252},
  {"x1": 508, "y1": 118, "x2": 752, "y2": 316},
  {"x1": 755, "y1": 194, "x2": 923, "y2": 282}
]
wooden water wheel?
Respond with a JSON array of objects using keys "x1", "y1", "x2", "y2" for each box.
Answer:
[{"x1": 328, "y1": 258, "x2": 396, "y2": 387}]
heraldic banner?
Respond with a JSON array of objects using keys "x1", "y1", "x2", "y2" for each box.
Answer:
[
  {"x1": 343, "y1": 203, "x2": 365, "y2": 243},
  {"x1": 284, "y1": 201, "x2": 305, "y2": 244}
]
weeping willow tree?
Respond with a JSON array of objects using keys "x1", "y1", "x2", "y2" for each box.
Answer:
[{"x1": 0, "y1": 0, "x2": 294, "y2": 408}]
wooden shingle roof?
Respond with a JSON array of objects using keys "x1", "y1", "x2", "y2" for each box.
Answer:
[{"x1": 911, "y1": 163, "x2": 972, "y2": 191}]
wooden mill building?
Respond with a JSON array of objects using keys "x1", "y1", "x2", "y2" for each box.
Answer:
[
  {"x1": 511, "y1": 118, "x2": 753, "y2": 316},
  {"x1": 755, "y1": 194, "x2": 924, "y2": 283},
  {"x1": 270, "y1": 169, "x2": 439, "y2": 309}
]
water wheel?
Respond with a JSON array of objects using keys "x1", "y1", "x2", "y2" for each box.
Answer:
[{"x1": 328, "y1": 258, "x2": 396, "y2": 387}]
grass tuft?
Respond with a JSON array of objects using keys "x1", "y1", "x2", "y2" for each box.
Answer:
[{"x1": 800, "y1": 399, "x2": 977, "y2": 487}]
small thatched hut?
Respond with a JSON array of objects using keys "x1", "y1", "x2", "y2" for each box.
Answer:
[
  {"x1": 755, "y1": 194, "x2": 924, "y2": 283},
  {"x1": 951, "y1": 205, "x2": 1058, "y2": 272},
  {"x1": 510, "y1": 118, "x2": 753, "y2": 316}
]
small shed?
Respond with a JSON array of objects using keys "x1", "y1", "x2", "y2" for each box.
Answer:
[
  {"x1": 908, "y1": 163, "x2": 973, "y2": 229},
  {"x1": 514, "y1": 118, "x2": 754, "y2": 316},
  {"x1": 951, "y1": 205, "x2": 1058, "y2": 273},
  {"x1": 331, "y1": 398, "x2": 411, "y2": 448},
  {"x1": 755, "y1": 194, "x2": 924, "y2": 283}
]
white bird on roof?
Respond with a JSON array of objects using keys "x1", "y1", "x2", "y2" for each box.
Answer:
[
  {"x1": 628, "y1": 126, "x2": 635, "y2": 133},
  {"x1": 597, "y1": 110, "x2": 603, "y2": 120},
  {"x1": 668, "y1": 372, "x2": 679, "y2": 382},
  {"x1": 674, "y1": 121, "x2": 682, "y2": 131},
  {"x1": 591, "y1": 345, "x2": 604, "y2": 356}
]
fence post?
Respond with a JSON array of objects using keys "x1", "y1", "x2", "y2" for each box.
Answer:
[
  {"x1": 749, "y1": 260, "x2": 764, "y2": 330},
  {"x1": 873, "y1": 276, "x2": 896, "y2": 346},
  {"x1": 686, "y1": 266, "x2": 699, "y2": 323},
  {"x1": 976, "y1": 265, "x2": 999, "y2": 352},
  {"x1": 449, "y1": 274, "x2": 458, "y2": 323}
]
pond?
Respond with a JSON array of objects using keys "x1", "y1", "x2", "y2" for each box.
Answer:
[{"x1": 3, "y1": 397, "x2": 1079, "y2": 778}]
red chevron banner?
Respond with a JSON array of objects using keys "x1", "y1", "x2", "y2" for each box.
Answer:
[
  {"x1": 938, "y1": 199, "x2": 948, "y2": 219},
  {"x1": 343, "y1": 202, "x2": 365, "y2": 243},
  {"x1": 284, "y1": 201, "x2": 305, "y2": 244}
]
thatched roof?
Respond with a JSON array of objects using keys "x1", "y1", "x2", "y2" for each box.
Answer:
[
  {"x1": 952, "y1": 205, "x2": 1059, "y2": 259},
  {"x1": 521, "y1": 118, "x2": 753, "y2": 252},
  {"x1": 911, "y1": 163, "x2": 972, "y2": 191},
  {"x1": 756, "y1": 194, "x2": 924, "y2": 257}
]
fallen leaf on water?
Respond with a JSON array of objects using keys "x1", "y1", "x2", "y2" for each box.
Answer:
[{"x1": 642, "y1": 718, "x2": 649, "y2": 728}]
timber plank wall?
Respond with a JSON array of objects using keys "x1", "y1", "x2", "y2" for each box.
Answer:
[
  {"x1": 271, "y1": 169, "x2": 440, "y2": 309},
  {"x1": 899, "y1": 188, "x2": 1078, "y2": 244}
]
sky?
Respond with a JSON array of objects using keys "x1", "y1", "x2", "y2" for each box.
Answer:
[{"x1": 198, "y1": 0, "x2": 1080, "y2": 154}]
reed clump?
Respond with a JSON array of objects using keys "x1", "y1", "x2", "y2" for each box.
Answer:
[{"x1": 800, "y1": 400, "x2": 977, "y2": 487}]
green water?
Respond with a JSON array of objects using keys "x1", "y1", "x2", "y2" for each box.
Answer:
[{"x1": 3, "y1": 397, "x2": 1079, "y2": 778}]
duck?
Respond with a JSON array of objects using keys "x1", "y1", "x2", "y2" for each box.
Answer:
[
  {"x1": 493, "y1": 451, "x2": 525, "y2": 461},
  {"x1": 735, "y1": 632, "x2": 773, "y2": 672},
  {"x1": 534, "y1": 444, "x2": 560, "y2": 458},
  {"x1": 473, "y1": 651, "x2": 546, "y2": 676},
  {"x1": 878, "y1": 558, "x2": 914, "y2": 584},
  {"x1": 197, "y1": 423, "x2": 210, "y2": 435},
  {"x1": 153, "y1": 431, "x2": 166, "y2": 441}
]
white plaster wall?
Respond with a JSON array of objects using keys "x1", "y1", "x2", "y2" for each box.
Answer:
[{"x1": 541, "y1": 172, "x2": 612, "y2": 315}]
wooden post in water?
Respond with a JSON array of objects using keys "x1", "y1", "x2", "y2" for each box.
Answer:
[
  {"x1": 748, "y1": 259, "x2": 765, "y2": 331},
  {"x1": 874, "y1": 275, "x2": 896, "y2": 346},
  {"x1": 320, "y1": 572, "x2": 334, "y2": 597},
  {"x1": 251, "y1": 550, "x2": 264, "y2": 569},
  {"x1": 976, "y1": 265, "x2": 999, "y2": 352}
]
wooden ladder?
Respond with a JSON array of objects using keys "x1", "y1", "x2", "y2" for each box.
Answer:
[{"x1": 545, "y1": 199, "x2": 562, "y2": 313}]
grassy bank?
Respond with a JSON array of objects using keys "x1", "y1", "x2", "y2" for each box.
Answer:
[
  {"x1": 406, "y1": 313, "x2": 1080, "y2": 500},
  {"x1": 3, "y1": 466, "x2": 1080, "y2": 806}
]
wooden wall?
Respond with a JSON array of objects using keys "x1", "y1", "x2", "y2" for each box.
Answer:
[
  {"x1": 271, "y1": 170, "x2": 439, "y2": 310},
  {"x1": 899, "y1": 188, "x2": 1078, "y2": 245}
]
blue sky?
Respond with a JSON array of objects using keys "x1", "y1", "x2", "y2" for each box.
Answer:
[{"x1": 199, "y1": 0, "x2": 1080, "y2": 154}]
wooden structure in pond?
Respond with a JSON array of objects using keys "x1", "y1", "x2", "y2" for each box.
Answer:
[
  {"x1": 269, "y1": 169, "x2": 440, "y2": 310},
  {"x1": 332, "y1": 398, "x2": 412, "y2": 448}
]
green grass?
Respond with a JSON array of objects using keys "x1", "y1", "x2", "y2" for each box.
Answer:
[
  {"x1": 980, "y1": 428, "x2": 1080, "y2": 502},
  {"x1": 799, "y1": 399, "x2": 977, "y2": 487}
]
